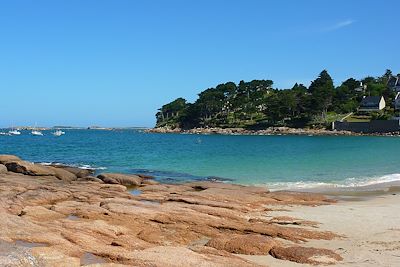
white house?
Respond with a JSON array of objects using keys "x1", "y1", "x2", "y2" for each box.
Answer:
[{"x1": 358, "y1": 96, "x2": 386, "y2": 112}]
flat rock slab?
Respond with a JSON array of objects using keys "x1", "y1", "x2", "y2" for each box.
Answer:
[
  {"x1": 0, "y1": 155, "x2": 22, "y2": 164},
  {"x1": 269, "y1": 246, "x2": 343, "y2": 265},
  {"x1": 97, "y1": 173, "x2": 143, "y2": 186},
  {"x1": 49, "y1": 165, "x2": 94, "y2": 178},
  {"x1": 207, "y1": 234, "x2": 279, "y2": 255},
  {"x1": 6, "y1": 161, "x2": 56, "y2": 176},
  {"x1": 0, "y1": 239, "x2": 41, "y2": 266}
]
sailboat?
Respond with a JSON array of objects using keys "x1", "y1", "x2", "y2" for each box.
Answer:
[
  {"x1": 52, "y1": 130, "x2": 65, "y2": 136},
  {"x1": 31, "y1": 130, "x2": 44, "y2": 136},
  {"x1": 31, "y1": 123, "x2": 44, "y2": 136},
  {"x1": 8, "y1": 124, "x2": 21, "y2": 135},
  {"x1": 8, "y1": 129, "x2": 21, "y2": 135}
]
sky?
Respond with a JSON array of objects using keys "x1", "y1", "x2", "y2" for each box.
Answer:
[{"x1": 0, "y1": 0, "x2": 399, "y2": 127}]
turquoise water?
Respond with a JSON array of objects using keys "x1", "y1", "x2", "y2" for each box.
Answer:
[{"x1": 1, "y1": 129, "x2": 400, "y2": 190}]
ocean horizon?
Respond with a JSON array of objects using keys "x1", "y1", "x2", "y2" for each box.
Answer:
[{"x1": 1, "y1": 128, "x2": 399, "y2": 191}]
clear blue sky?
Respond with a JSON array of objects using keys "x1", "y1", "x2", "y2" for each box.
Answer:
[{"x1": 1, "y1": 0, "x2": 399, "y2": 127}]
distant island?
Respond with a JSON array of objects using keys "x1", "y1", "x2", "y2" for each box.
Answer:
[{"x1": 154, "y1": 70, "x2": 400, "y2": 133}]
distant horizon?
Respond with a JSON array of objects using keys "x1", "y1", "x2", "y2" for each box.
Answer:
[
  {"x1": 1, "y1": 68, "x2": 399, "y2": 128},
  {"x1": 1, "y1": 0, "x2": 399, "y2": 127}
]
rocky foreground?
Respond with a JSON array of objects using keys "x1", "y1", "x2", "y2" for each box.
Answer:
[{"x1": 0, "y1": 155, "x2": 344, "y2": 266}]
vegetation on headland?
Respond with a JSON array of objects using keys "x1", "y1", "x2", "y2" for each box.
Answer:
[{"x1": 155, "y1": 70, "x2": 399, "y2": 130}]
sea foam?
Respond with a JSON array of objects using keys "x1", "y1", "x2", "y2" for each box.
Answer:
[{"x1": 265, "y1": 173, "x2": 400, "y2": 191}]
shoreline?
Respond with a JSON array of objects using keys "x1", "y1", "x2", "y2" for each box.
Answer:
[
  {"x1": 241, "y1": 193, "x2": 400, "y2": 267},
  {"x1": 0, "y1": 155, "x2": 398, "y2": 266},
  {"x1": 146, "y1": 126, "x2": 400, "y2": 137}
]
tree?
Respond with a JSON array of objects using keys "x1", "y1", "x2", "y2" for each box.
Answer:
[
  {"x1": 308, "y1": 70, "x2": 335, "y2": 120},
  {"x1": 156, "y1": 98, "x2": 187, "y2": 126}
]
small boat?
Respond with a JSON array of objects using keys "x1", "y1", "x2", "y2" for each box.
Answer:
[
  {"x1": 0, "y1": 132, "x2": 11, "y2": 136},
  {"x1": 31, "y1": 130, "x2": 44, "y2": 136},
  {"x1": 8, "y1": 129, "x2": 21, "y2": 135},
  {"x1": 52, "y1": 130, "x2": 65, "y2": 136}
]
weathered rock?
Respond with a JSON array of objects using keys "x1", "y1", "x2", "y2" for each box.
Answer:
[
  {"x1": 0, "y1": 239, "x2": 41, "y2": 266},
  {"x1": 21, "y1": 206, "x2": 65, "y2": 221},
  {"x1": 48, "y1": 167, "x2": 77, "y2": 182},
  {"x1": 269, "y1": 246, "x2": 343, "y2": 265},
  {"x1": 32, "y1": 247, "x2": 80, "y2": 267},
  {"x1": 19, "y1": 187, "x2": 71, "y2": 205},
  {"x1": 77, "y1": 176, "x2": 104, "y2": 183},
  {"x1": 0, "y1": 164, "x2": 7, "y2": 174},
  {"x1": 5, "y1": 161, "x2": 56, "y2": 176},
  {"x1": 129, "y1": 246, "x2": 256, "y2": 267},
  {"x1": 141, "y1": 179, "x2": 159, "y2": 185},
  {"x1": 0, "y1": 154, "x2": 22, "y2": 164},
  {"x1": 97, "y1": 173, "x2": 143, "y2": 186},
  {"x1": 136, "y1": 174, "x2": 155, "y2": 179},
  {"x1": 0, "y1": 156, "x2": 342, "y2": 266},
  {"x1": 51, "y1": 165, "x2": 94, "y2": 178},
  {"x1": 206, "y1": 234, "x2": 279, "y2": 255}
]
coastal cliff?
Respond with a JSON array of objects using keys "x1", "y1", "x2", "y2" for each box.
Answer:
[{"x1": 0, "y1": 155, "x2": 343, "y2": 266}]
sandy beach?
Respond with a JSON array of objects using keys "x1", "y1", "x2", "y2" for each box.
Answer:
[{"x1": 242, "y1": 190, "x2": 400, "y2": 267}]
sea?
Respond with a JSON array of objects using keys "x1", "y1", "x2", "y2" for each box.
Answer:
[{"x1": 1, "y1": 129, "x2": 400, "y2": 191}]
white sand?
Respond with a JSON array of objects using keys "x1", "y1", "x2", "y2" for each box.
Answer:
[{"x1": 241, "y1": 194, "x2": 400, "y2": 267}]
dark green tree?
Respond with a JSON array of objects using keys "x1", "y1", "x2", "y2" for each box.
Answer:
[{"x1": 308, "y1": 70, "x2": 335, "y2": 120}]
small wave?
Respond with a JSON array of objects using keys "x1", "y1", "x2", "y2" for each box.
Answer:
[
  {"x1": 38, "y1": 162, "x2": 107, "y2": 170},
  {"x1": 264, "y1": 173, "x2": 400, "y2": 191}
]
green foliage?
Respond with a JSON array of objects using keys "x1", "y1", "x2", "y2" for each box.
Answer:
[
  {"x1": 155, "y1": 69, "x2": 398, "y2": 129},
  {"x1": 308, "y1": 70, "x2": 335, "y2": 120},
  {"x1": 371, "y1": 112, "x2": 390, "y2": 120}
]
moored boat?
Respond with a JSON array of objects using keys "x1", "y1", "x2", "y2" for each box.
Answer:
[
  {"x1": 8, "y1": 129, "x2": 21, "y2": 135},
  {"x1": 52, "y1": 130, "x2": 65, "y2": 136},
  {"x1": 31, "y1": 130, "x2": 44, "y2": 136}
]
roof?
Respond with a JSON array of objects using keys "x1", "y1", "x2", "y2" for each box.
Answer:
[
  {"x1": 387, "y1": 75, "x2": 400, "y2": 88},
  {"x1": 360, "y1": 96, "x2": 382, "y2": 108}
]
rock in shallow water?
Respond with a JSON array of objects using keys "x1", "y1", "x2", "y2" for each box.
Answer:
[
  {"x1": 47, "y1": 167, "x2": 77, "y2": 182},
  {"x1": 49, "y1": 165, "x2": 94, "y2": 178},
  {"x1": 97, "y1": 173, "x2": 143, "y2": 186},
  {"x1": 5, "y1": 161, "x2": 56, "y2": 176}
]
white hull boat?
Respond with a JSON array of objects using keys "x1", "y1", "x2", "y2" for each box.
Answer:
[
  {"x1": 52, "y1": 130, "x2": 65, "y2": 136},
  {"x1": 8, "y1": 130, "x2": 21, "y2": 135},
  {"x1": 31, "y1": 130, "x2": 44, "y2": 136}
]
